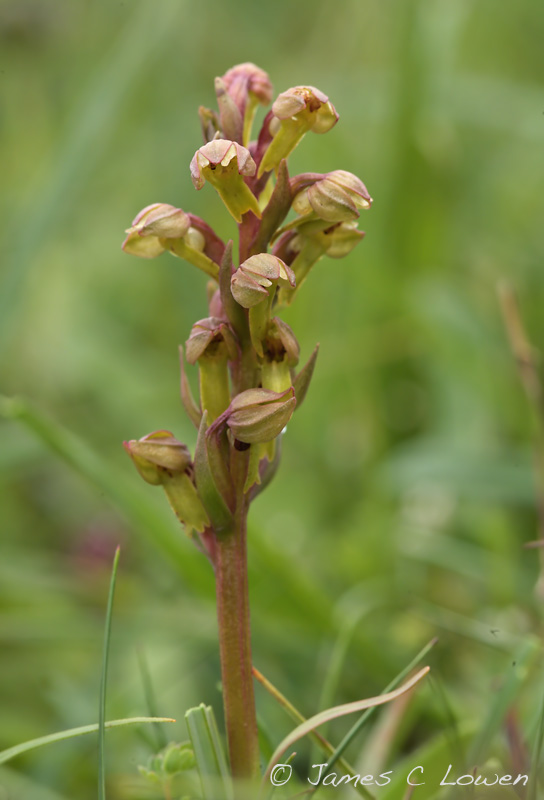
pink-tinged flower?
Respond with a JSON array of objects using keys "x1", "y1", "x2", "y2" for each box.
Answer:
[
  {"x1": 122, "y1": 204, "x2": 222, "y2": 279},
  {"x1": 208, "y1": 387, "x2": 296, "y2": 445},
  {"x1": 291, "y1": 170, "x2": 372, "y2": 223},
  {"x1": 231, "y1": 253, "x2": 296, "y2": 309},
  {"x1": 185, "y1": 317, "x2": 239, "y2": 365},
  {"x1": 220, "y1": 62, "x2": 273, "y2": 146},
  {"x1": 258, "y1": 86, "x2": 339, "y2": 177},
  {"x1": 122, "y1": 204, "x2": 190, "y2": 258},
  {"x1": 190, "y1": 139, "x2": 261, "y2": 222},
  {"x1": 221, "y1": 62, "x2": 273, "y2": 112},
  {"x1": 226, "y1": 387, "x2": 296, "y2": 444},
  {"x1": 231, "y1": 253, "x2": 296, "y2": 358}
]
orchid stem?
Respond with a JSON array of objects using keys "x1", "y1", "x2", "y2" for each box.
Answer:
[{"x1": 215, "y1": 446, "x2": 259, "y2": 779}]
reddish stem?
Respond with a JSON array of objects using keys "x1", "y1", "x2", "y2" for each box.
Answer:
[{"x1": 214, "y1": 448, "x2": 259, "y2": 779}]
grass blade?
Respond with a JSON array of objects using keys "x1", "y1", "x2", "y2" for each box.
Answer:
[
  {"x1": 309, "y1": 638, "x2": 438, "y2": 796},
  {"x1": 0, "y1": 717, "x2": 175, "y2": 766},
  {"x1": 261, "y1": 667, "x2": 430, "y2": 795},
  {"x1": 185, "y1": 704, "x2": 233, "y2": 800},
  {"x1": 253, "y1": 667, "x2": 375, "y2": 800},
  {"x1": 98, "y1": 546, "x2": 121, "y2": 800},
  {"x1": 136, "y1": 646, "x2": 169, "y2": 751},
  {"x1": 312, "y1": 607, "x2": 370, "y2": 764}
]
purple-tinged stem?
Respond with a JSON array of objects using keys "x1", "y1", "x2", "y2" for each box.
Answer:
[{"x1": 214, "y1": 447, "x2": 259, "y2": 779}]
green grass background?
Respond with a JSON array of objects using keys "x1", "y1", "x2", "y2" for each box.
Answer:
[{"x1": 1, "y1": 0, "x2": 544, "y2": 797}]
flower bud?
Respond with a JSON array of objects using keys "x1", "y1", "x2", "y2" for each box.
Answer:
[
  {"x1": 221, "y1": 62, "x2": 273, "y2": 146},
  {"x1": 292, "y1": 170, "x2": 372, "y2": 223},
  {"x1": 222, "y1": 62, "x2": 273, "y2": 114},
  {"x1": 124, "y1": 432, "x2": 209, "y2": 533},
  {"x1": 272, "y1": 86, "x2": 337, "y2": 131},
  {"x1": 122, "y1": 204, "x2": 190, "y2": 258},
  {"x1": 190, "y1": 139, "x2": 261, "y2": 222},
  {"x1": 231, "y1": 254, "x2": 295, "y2": 308},
  {"x1": 185, "y1": 317, "x2": 239, "y2": 365},
  {"x1": 258, "y1": 86, "x2": 339, "y2": 177},
  {"x1": 214, "y1": 77, "x2": 243, "y2": 143},
  {"x1": 124, "y1": 431, "x2": 191, "y2": 485},
  {"x1": 122, "y1": 205, "x2": 221, "y2": 279},
  {"x1": 185, "y1": 318, "x2": 238, "y2": 423},
  {"x1": 231, "y1": 254, "x2": 296, "y2": 356},
  {"x1": 226, "y1": 387, "x2": 296, "y2": 444},
  {"x1": 162, "y1": 742, "x2": 196, "y2": 774}
]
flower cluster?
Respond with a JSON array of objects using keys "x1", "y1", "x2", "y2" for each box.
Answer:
[{"x1": 122, "y1": 62, "x2": 372, "y2": 556}]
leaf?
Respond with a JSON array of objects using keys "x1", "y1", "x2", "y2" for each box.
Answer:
[
  {"x1": 205, "y1": 421, "x2": 235, "y2": 511},
  {"x1": 0, "y1": 717, "x2": 176, "y2": 766},
  {"x1": 185, "y1": 704, "x2": 233, "y2": 800},
  {"x1": 249, "y1": 159, "x2": 292, "y2": 256},
  {"x1": 218, "y1": 241, "x2": 247, "y2": 340},
  {"x1": 293, "y1": 344, "x2": 319, "y2": 409},
  {"x1": 249, "y1": 437, "x2": 282, "y2": 500},
  {"x1": 261, "y1": 667, "x2": 430, "y2": 793},
  {"x1": 179, "y1": 345, "x2": 202, "y2": 429},
  {"x1": 194, "y1": 412, "x2": 233, "y2": 532}
]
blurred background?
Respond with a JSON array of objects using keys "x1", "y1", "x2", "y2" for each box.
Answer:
[{"x1": 1, "y1": 0, "x2": 543, "y2": 797}]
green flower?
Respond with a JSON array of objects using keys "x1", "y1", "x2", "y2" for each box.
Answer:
[
  {"x1": 190, "y1": 139, "x2": 261, "y2": 222},
  {"x1": 122, "y1": 203, "x2": 190, "y2": 258},
  {"x1": 258, "y1": 86, "x2": 339, "y2": 177},
  {"x1": 124, "y1": 431, "x2": 209, "y2": 534},
  {"x1": 291, "y1": 170, "x2": 372, "y2": 223},
  {"x1": 122, "y1": 203, "x2": 220, "y2": 279},
  {"x1": 231, "y1": 253, "x2": 296, "y2": 356}
]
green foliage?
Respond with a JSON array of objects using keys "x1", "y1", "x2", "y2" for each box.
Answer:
[{"x1": 185, "y1": 704, "x2": 233, "y2": 800}]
